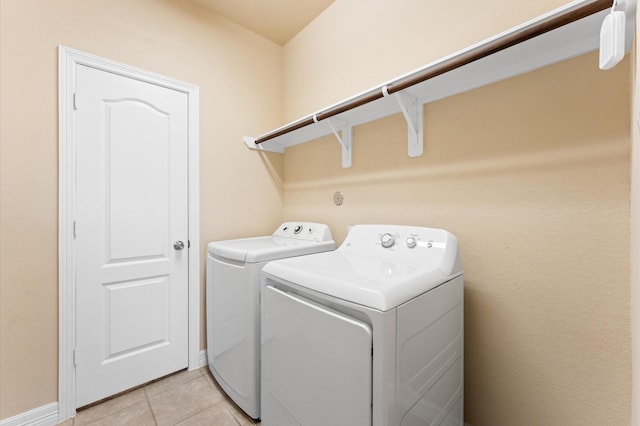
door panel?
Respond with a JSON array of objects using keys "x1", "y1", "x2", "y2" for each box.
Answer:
[
  {"x1": 75, "y1": 64, "x2": 188, "y2": 407},
  {"x1": 105, "y1": 99, "x2": 170, "y2": 262},
  {"x1": 104, "y1": 276, "x2": 169, "y2": 358},
  {"x1": 262, "y1": 285, "x2": 372, "y2": 426}
]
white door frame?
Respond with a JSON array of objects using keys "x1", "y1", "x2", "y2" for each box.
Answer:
[{"x1": 58, "y1": 46, "x2": 200, "y2": 421}]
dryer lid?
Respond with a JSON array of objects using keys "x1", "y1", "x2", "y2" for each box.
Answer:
[{"x1": 262, "y1": 224, "x2": 462, "y2": 311}]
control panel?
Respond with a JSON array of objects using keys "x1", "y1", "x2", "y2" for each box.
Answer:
[
  {"x1": 341, "y1": 225, "x2": 450, "y2": 255},
  {"x1": 378, "y1": 232, "x2": 444, "y2": 249},
  {"x1": 337, "y1": 225, "x2": 461, "y2": 277},
  {"x1": 377, "y1": 230, "x2": 437, "y2": 250},
  {"x1": 272, "y1": 222, "x2": 334, "y2": 242}
]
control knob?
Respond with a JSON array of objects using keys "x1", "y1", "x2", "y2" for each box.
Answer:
[
  {"x1": 293, "y1": 225, "x2": 303, "y2": 234},
  {"x1": 380, "y1": 233, "x2": 395, "y2": 248},
  {"x1": 406, "y1": 237, "x2": 417, "y2": 249}
]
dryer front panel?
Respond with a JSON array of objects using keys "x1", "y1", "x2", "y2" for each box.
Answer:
[{"x1": 262, "y1": 285, "x2": 372, "y2": 426}]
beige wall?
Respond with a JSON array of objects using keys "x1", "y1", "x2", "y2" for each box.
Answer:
[
  {"x1": 0, "y1": 0, "x2": 284, "y2": 419},
  {"x1": 632, "y1": 6, "x2": 639, "y2": 426},
  {"x1": 283, "y1": 0, "x2": 581, "y2": 120},
  {"x1": 0, "y1": 0, "x2": 633, "y2": 424},
  {"x1": 283, "y1": 1, "x2": 631, "y2": 425}
]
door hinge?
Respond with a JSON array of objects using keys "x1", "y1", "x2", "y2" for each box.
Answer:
[
  {"x1": 73, "y1": 220, "x2": 77, "y2": 239},
  {"x1": 73, "y1": 348, "x2": 78, "y2": 366},
  {"x1": 73, "y1": 92, "x2": 78, "y2": 110},
  {"x1": 188, "y1": 240, "x2": 190, "y2": 249}
]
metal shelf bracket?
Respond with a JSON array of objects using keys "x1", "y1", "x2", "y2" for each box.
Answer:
[{"x1": 321, "y1": 115, "x2": 353, "y2": 168}]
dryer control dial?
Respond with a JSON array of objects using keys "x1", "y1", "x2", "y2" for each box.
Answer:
[
  {"x1": 406, "y1": 237, "x2": 417, "y2": 248},
  {"x1": 293, "y1": 225, "x2": 303, "y2": 234},
  {"x1": 380, "y1": 233, "x2": 395, "y2": 248}
]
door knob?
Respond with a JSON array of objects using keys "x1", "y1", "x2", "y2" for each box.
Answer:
[{"x1": 173, "y1": 241, "x2": 185, "y2": 250}]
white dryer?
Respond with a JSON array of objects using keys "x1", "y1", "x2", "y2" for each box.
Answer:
[
  {"x1": 261, "y1": 224, "x2": 464, "y2": 426},
  {"x1": 206, "y1": 222, "x2": 335, "y2": 420}
]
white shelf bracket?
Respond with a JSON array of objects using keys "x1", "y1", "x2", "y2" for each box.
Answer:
[
  {"x1": 243, "y1": 136, "x2": 284, "y2": 154},
  {"x1": 387, "y1": 89, "x2": 423, "y2": 158},
  {"x1": 323, "y1": 117, "x2": 353, "y2": 168}
]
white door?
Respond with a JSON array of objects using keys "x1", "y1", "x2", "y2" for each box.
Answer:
[
  {"x1": 75, "y1": 64, "x2": 189, "y2": 407},
  {"x1": 261, "y1": 286, "x2": 372, "y2": 425}
]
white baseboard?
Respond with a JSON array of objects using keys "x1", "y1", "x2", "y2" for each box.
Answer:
[
  {"x1": 199, "y1": 349, "x2": 208, "y2": 368},
  {"x1": 0, "y1": 402, "x2": 59, "y2": 426},
  {"x1": 1, "y1": 352, "x2": 208, "y2": 426}
]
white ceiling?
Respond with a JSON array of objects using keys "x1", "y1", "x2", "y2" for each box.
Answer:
[{"x1": 190, "y1": 0, "x2": 335, "y2": 45}]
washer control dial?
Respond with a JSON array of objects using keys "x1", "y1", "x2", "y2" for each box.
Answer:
[
  {"x1": 406, "y1": 237, "x2": 417, "y2": 248},
  {"x1": 380, "y1": 233, "x2": 395, "y2": 248},
  {"x1": 293, "y1": 225, "x2": 303, "y2": 234}
]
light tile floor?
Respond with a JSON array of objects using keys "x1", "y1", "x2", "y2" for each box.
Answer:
[{"x1": 57, "y1": 367, "x2": 260, "y2": 426}]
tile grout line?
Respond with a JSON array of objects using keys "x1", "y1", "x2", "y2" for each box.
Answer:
[
  {"x1": 72, "y1": 368, "x2": 256, "y2": 426},
  {"x1": 77, "y1": 398, "x2": 142, "y2": 426},
  {"x1": 201, "y1": 377, "x2": 243, "y2": 426},
  {"x1": 143, "y1": 386, "x2": 159, "y2": 426},
  {"x1": 148, "y1": 371, "x2": 217, "y2": 426},
  {"x1": 203, "y1": 372, "x2": 254, "y2": 426},
  {"x1": 146, "y1": 369, "x2": 204, "y2": 401}
]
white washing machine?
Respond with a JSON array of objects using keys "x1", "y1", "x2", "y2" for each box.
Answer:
[
  {"x1": 206, "y1": 222, "x2": 335, "y2": 420},
  {"x1": 261, "y1": 224, "x2": 464, "y2": 426}
]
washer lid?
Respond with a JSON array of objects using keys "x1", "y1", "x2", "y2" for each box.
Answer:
[
  {"x1": 207, "y1": 222, "x2": 335, "y2": 263},
  {"x1": 262, "y1": 224, "x2": 462, "y2": 311},
  {"x1": 208, "y1": 236, "x2": 335, "y2": 263}
]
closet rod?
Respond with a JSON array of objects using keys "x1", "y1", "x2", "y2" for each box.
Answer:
[{"x1": 254, "y1": 0, "x2": 612, "y2": 145}]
